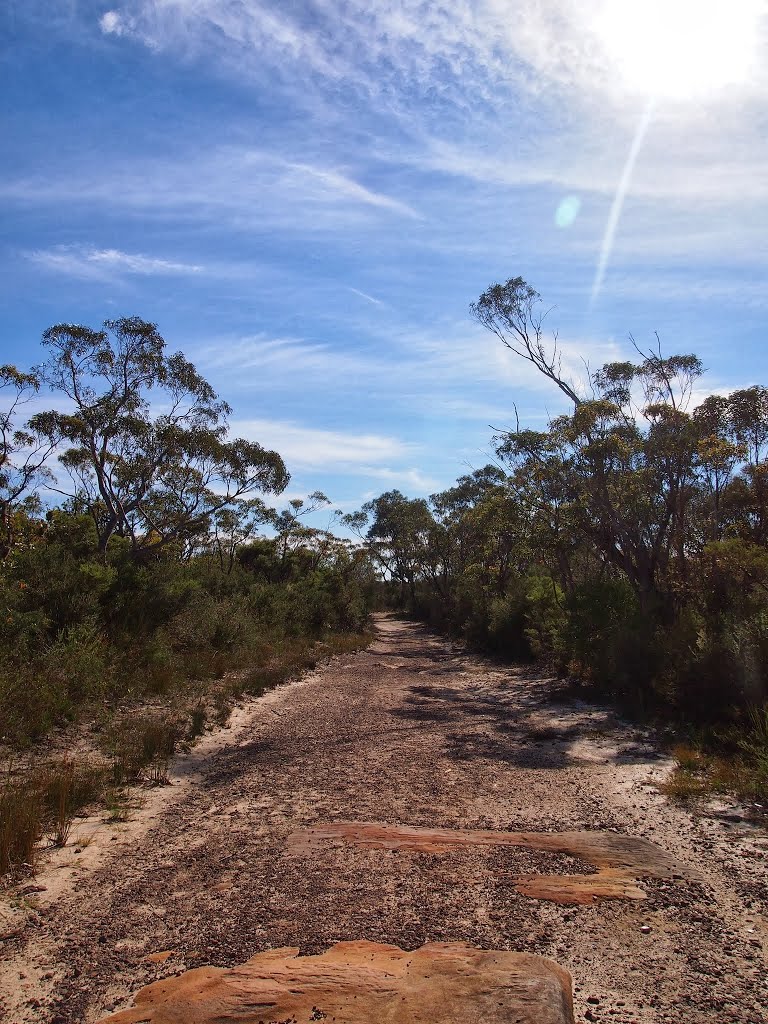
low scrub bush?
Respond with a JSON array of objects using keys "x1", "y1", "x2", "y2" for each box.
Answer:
[
  {"x1": 0, "y1": 756, "x2": 108, "y2": 874},
  {"x1": 103, "y1": 713, "x2": 181, "y2": 786},
  {"x1": 0, "y1": 508, "x2": 374, "y2": 748},
  {"x1": 662, "y1": 710, "x2": 768, "y2": 804},
  {"x1": 0, "y1": 773, "x2": 42, "y2": 875}
]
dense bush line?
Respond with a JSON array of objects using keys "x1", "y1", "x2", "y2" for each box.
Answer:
[
  {"x1": 0, "y1": 511, "x2": 373, "y2": 748},
  {"x1": 348, "y1": 278, "x2": 768, "y2": 799},
  {"x1": 0, "y1": 319, "x2": 375, "y2": 754}
]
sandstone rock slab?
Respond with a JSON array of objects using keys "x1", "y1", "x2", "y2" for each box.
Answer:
[
  {"x1": 100, "y1": 939, "x2": 574, "y2": 1024},
  {"x1": 288, "y1": 821, "x2": 694, "y2": 904}
]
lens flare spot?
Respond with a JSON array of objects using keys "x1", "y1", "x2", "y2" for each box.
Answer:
[{"x1": 555, "y1": 195, "x2": 581, "y2": 228}]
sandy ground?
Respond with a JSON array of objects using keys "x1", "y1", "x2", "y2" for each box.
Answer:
[{"x1": 1, "y1": 615, "x2": 766, "y2": 1023}]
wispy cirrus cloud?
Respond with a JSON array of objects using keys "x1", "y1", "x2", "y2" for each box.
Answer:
[
  {"x1": 194, "y1": 335, "x2": 389, "y2": 387},
  {"x1": 346, "y1": 287, "x2": 384, "y2": 307},
  {"x1": 195, "y1": 322, "x2": 626, "y2": 424},
  {"x1": 25, "y1": 245, "x2": 203, "y2": 280},
  {"x1": 231, "y1": 417, "x2": 420, "y2": 471},
  {"x1": 89, "y1": 2, "x2": 767, "y2": 267},
  {"x1": 411, "y1": 128, "x2": 768, "y2": 205},
  {"x1": 97, "y1": 2, "x2": 768, "y2": 111},
  {"x1": 100, "y1": 2, "x2": 351, "y2": 81},
  {"x1": 2, "y1": 147, "x2": 419, "y2": 226}
]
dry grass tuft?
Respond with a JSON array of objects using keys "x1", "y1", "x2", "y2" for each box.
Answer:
[
  {"x1": 659, "y1": 766, "x2": 710, "y2": 801},
  {"x1": 0, "y1": 756, "x2": 107, "y2": 874},
  {"x1": 0, "y1": 772, "x2": 42, "y2": 875},
  {"x1": 103, "y1": 713, "x2": 181, "y2": 787},
  {"x1": 662, "y1": 716, "x2": 768, "y2": 804}
]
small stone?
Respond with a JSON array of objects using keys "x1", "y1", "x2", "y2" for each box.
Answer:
[
  {"x1": 145, "y1": 950, "x2": 174, "y2": 964},
  {"x1": 640, "y1": 925, "x2": 652, "y2": 934}
]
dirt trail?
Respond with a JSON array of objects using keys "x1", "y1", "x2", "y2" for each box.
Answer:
[{"x1": 2, "y1": 615, "x2": 767, "y2": 1023}]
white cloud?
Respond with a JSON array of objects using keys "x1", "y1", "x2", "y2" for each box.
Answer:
[
  {"x1": 604, "y1": 271, "x2": 768, "y2": 310},
  {"x1": 83, "y1": 2, "x2": 766, "y2": 255},
  {"x1": 194, "y1": 334, "x2": 389, "y2": 386},
  {"x1": 231, "y1": 417, "x2": 420, "y2": 471},
  {"x1": 95, "y1": 2, "x2": 768, "y2": 112},
  {"x1": 285, "y1": 161, "x2": 420, "y2": 219},
  {"x1": 99, "y1": 11, "x2": 128, "y2": 36},
  {"x1": 347, "y1": 287, "x2": 384, "y2": 306},
  {"x1": 194, "y1": 322, "x2": 627, "y2": 422},
  {"x1": 3, "y1": 148, "x2": 419, "y2": 227},
  {"x1": 361, "y1": 465, "x2": 441, "y2": 491},
  {"x1": 26, "y1": 245, "x2": 203, "y2": 280},
  {"x1": 413, "y1": 121, "x2": 768, "y2": 206}
]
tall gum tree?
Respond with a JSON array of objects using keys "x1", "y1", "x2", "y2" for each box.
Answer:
[
  {"x1": 473, "y1": 278, "x2": 708, "y2": 616},
  {"x1": 0, "y1": 364, "x2": 57, "y2": 556},
  {"x1": 30, "y1": 318, "x2": 289, "y2": 555}
]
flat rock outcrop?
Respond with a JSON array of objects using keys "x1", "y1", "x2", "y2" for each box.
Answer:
[
  {"x1": 99, "y1": 939, "x2": 575, "y2": 1024},
  {"x1": 288, "y1": 821, "x2": 693, "y2": 904}
]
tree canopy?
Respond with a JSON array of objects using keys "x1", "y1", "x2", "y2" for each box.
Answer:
[{"x1": 28, "y1": 318, "x2": 289, "y2": 554}]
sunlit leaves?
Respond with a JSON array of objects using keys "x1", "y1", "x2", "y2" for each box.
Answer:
[{"x1": 30, "y1": 318, "x2": 289, "y2": 554}]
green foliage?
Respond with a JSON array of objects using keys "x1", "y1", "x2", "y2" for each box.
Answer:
[
  {"x1": 0, "y1": 501, "x2": 374, "y2": 746},
  {"x1": 28, "y1": 318, "x2": 289, "y2": 555},
  {"x1": 352, "y1": 276, "x2": 768, "y2": 810}
]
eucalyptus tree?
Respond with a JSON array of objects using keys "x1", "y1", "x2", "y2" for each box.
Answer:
[
  {"x1": 473, "y1": 278, "x2": 709, "y2": 613},
  {"x1": 0, "y1": 364, "x2": 57, "y2": 555},
  {"x1": 272, "y1": 491, "x2": 331, "y2": 572},
  {"x1": 470, "y1": 277, "x2": 582, "y2": 405},
  {"x1": 720, "y1": 387, "x2": 768, "y2": 546},
  {"x1": 357, "y1": 490, "x2": 435, "y2": 607},
  {"x1": 30, "y1": 318, "x2": 289, "y2": 555},
  {"x1": 209, "y1": 497, "x2": 274, "y2": 574}
]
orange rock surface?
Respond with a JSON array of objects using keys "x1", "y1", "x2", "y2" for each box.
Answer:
[
  {"x1": 100, "y1": 939, "x2": 575, "y2": 1024},
  {"x1": 288, "y1": 822, "x2": 693, "y2": 904}
]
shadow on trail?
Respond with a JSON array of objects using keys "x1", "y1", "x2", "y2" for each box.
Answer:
[
  {"x1": 202, "y1": 617, "x2": 663, "y2": 787},
  {"x1": 390, "y1": 679, "x2": 652, "y2": 773}
]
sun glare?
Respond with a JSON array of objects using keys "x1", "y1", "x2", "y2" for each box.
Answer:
[{"x1": 596, "y1": 0, "x2": 762, "y2": 100}]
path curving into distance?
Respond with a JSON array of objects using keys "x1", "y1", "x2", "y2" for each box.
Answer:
[{"x1": 1, "y1": 615, "x2": 766, "y2": 1023}]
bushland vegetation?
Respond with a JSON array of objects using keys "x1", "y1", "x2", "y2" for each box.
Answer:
[
  {"x1": 0, "y1": 318, "x2": 374, "y2": 875},
  {"x1": 347, "y1": 278, "x2": 768, "y2": 802}
]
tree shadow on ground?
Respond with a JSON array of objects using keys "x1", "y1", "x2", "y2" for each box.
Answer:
[{"x1": 390, "y1": 680, "x2": 656, "y2": 773}]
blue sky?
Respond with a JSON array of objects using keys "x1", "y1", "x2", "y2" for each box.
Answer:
[{"x1": 2, "y1": 1, "x2": 767, "y2": 518}]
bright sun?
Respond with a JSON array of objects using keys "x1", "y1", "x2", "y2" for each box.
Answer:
[{"x1": 596, "y1": 0, "x2": 762, "y2": 100}]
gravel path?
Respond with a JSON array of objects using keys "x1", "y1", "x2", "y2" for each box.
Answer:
[{"x1": 2, "y1": 615, "x2": 767, "y2": 1023}]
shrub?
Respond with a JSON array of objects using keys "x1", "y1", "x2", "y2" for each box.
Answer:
[
  {"x1": 103, "y1": 714, "x2": 181, "y2": 786},
  {"x1": 0, "y1": 774, "x2": 41, "y2": 875}
]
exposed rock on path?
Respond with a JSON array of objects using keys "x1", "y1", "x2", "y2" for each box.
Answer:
[
  {"x1": 1, "y1": 615, "x2": 766, "y2": 1023},
  {"x1": 288, "y1": 821, "x2": 695, "y2": 904},
  {"x1": 100, "y1": 940, "x2": 575, "y2": 1024}
]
